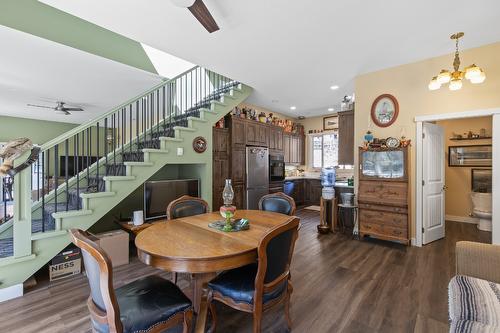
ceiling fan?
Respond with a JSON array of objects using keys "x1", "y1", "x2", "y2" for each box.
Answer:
[
  {"x1": 171, "y1": 0, "x2": 219, "y2": 33},
  {"x1": 27, "y1": 101, "x2": 84, "y2": 115}
]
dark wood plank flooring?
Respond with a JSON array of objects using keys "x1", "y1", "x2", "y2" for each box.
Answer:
[{"x1": 0, "y1": 210, "x2": 490, "y2": 333}]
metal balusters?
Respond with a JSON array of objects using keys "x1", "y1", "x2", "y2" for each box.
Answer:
[
  {"x1": 54, "y1": 145, "x2": 59, "y2": 214},
  {"x1": 65, "y1": 139, "x2": 69, "y2": 211},
  {"x1": 77, "y1": 134, "x2": 81, "y2": 209},
  {"x1": 96, "y1": 122, "x2": 100, "y2": 191},
  {"x1": 121, "y1": 108, "x2": 125, "y2": 161},
  {"x1": 37, "y1": 155, "x2": 40, "y2": 201},
  {"x1": 129, "y1": 105, "x2": 133, "y2": 154},
  {"x1": 104, "y1": 118, "x2": 108, "y2": 176},
  {"x1": 113, "y1": 114, "x2": 116, "y2": 171},
  {"x1": 136, "y1": 101, "x2": 140, "y2": 155},
  {"x1": 41, "y1": 151, "x2": 45, "y2": 232},
  {"x1": 87, "y1": 127, "x2": 91, "y2": 188}
]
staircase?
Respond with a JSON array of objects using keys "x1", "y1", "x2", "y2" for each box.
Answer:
[{"x1": 0, "y1": 66, "x2": 252, "y2": 291}]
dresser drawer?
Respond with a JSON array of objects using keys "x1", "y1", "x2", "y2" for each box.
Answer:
[
  {"x1": 359, "y1": 222, "x2": 407, "y2": 240},
  {"x1": 358, "y1": 203, "x2": 408, "y2": 214},
  {"x1": 358, "y1": 181, "x2": 407, "y2": 207},
  {"x1": 359, "y1": 208, "x2": 408, "y2": 230}
]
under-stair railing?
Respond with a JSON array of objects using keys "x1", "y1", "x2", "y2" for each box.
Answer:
[{"x1": 7, "y1": 66, "x2": 238, "y2": 258}]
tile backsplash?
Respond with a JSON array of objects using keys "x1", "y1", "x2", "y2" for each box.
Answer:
[{"x1": 285, "y1": 164, "x2": 354, "y2": 180}]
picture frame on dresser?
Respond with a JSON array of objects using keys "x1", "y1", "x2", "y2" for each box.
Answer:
[{"x1": 357, "y1": 146, "x2": 410, "y2": 245}]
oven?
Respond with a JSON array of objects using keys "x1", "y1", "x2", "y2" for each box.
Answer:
[{"x1": 269, "y1": 154, "x2": 285, "y2": 181}]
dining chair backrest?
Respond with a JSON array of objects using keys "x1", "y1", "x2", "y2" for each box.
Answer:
[
  {"x1": 166, "y1": 195, "x2": 209, "y2": 220},
  {"x1": 254, "y1": 216, "x2": 300, "y2": 300},
  {"x1": 258, "y1": 192, "x2": 296, "y2": 216},
  {"x1": 69, "y1": 229, "x2": 123, "y2": 333}
]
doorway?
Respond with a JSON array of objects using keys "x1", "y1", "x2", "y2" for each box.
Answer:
[{"x1": 415, "y1": 109, "x2": 500, "y2": 246}]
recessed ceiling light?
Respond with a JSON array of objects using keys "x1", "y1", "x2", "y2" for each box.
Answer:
[
  {"x1": 328, "y1": 108, "x2": 334, "y2": 112},
  {"x1": 330, "y1": 85, "x2": 339, "y2": 90},
  {"x1": 290, "y1": 106, "x2": 296, "y2": 110}
]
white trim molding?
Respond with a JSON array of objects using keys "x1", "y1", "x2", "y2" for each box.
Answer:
[
  {"x1": 0, "y1": 283, "x2": 23, "y2": 303},
  {"x1": 446, "y1": 215, "x2": 479, "y2": 224},
  {"x1": 415, "y1": 108, "x2": 500, "y2": 247}
]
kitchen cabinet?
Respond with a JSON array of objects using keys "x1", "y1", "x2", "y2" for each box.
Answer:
[
  {"x1": 213, "y1": 128, "x2": 230, "y2": 208},
  {"x1": 233, "y1": 183, "x2": 245, "y2": 209},
  {"x1": 305, "y1": 179, "x2": 322, "y2": 205},
  {"x1": 231, "y1": 118, "x2": 246, "y2": 148},
  {"x1": 269, "y1": 126, "x2": 284, "y2": 153},
  {"x1": 292, "y1": 179, "x2": 305, "y2": 205},
  {"x1": 231, "y1": 148, "x2": 246, "y2": 184},
  {"x1": 246, "y1": 121, "x2": 268, "y2": 146},
  {"x1": 338, "y1": 110, "x2": 354, "y2": 165},
  {"x1": 283, "y1": 133, "x2": 305, "y2": 164},
  {"x1": 269, "y1": 180, "x2": 284, "y2": 194}
]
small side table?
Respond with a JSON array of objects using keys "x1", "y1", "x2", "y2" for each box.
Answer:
[
  {"x1": 338, "y1": 204, "x2": 359, "y2": 238},
  {"x1": 117, "y1": 220, "x2": 154, "y2": 236}
]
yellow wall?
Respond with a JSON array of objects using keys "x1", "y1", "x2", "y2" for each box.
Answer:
[
  {"x1": 354, "y1": 42, "x2": 500, "y2": 238},
  {"x1": 436, "y1": 117, "x2": 492, "y2": 219}
]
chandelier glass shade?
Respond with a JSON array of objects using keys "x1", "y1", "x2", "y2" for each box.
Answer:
[{"x1": 428, "y1": 32, "x2": 486, "y2": 91}]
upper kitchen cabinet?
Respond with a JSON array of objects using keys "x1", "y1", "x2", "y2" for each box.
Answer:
[
  {"x1": 338, "y1": 110, "x2": 354, "y2": 165},
  {"x1": 230, "y1": 117, "x2": 246, "y2": 148},
  {"x1": 269, "y1": 126, "x2": 284, "y2": 153},
  {"x1": 284, "y1": 133, "x2": 305, "y2": 164},
  {"x1": 245, "y1": 121, "x2": 268, "y2": 146}
]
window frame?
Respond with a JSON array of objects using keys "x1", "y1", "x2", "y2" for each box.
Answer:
[{"x1": 308, "y1": 132, "x2": 338, "y2": 171}]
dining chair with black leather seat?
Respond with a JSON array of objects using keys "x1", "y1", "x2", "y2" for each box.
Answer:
[
  {"x1": 166, "y1": 195, "x2": 210, "y2": 284},
  {"x1": 207, "y1": 216, "x2": 300, "y2": 333},
  {"x1": 69, "y1": 229, "x2": 193, "y2": 333},
  {"x1": 166, "y1": 195, "x2": 209, "y2": 220},
  {"x1": 258, "y1": 192, "x2": 296, "y2": 216}
]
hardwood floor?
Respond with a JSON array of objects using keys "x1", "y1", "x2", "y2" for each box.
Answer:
[{"x1": 0, "y1": 210, "x2": 490, "y2": 333}]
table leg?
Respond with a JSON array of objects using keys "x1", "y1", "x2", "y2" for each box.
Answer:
[{"x1": 191, "y1": 273, "x2": 216, "y2": 333}]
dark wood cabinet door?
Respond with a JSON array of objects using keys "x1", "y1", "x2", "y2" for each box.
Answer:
[
  {"x1": 213, "y1": 128, "x2": 229, "y2": 153},
  {"x1": 258, "y1": 124, "x2": 268, "y2": 146},
  {"x1": 299, "y1": 135, "x2": 305, "y2": 165},
  {"x1": 276, "y1": 128, "x2": 284, "y2": 151},
  {"x1": 245, "y1": 122, "x2": 258, "y2": 145},
  {"x1": 233, "y1": 183, "x2": 245, "y2": 209},
  {"x1": 231, "y1": 119, "x2": 246, "y2": 148},
  {"x1": 213, "y1": 158, "x2": 229, "y2": 189},
  {"x1": 269, "y1": 127, "x2": 276, "y2": 150},
  {"x1": 295, "y1": 180, "x2": 304, "y2": 204},
  {"x1": 231, "y1": 148, "x2": 246, "y2": 184},
  {"x1": 338, "y1": 110, "x2": 354, "y2": 165},
  {"x1": 284, "y1": 134, "x2": 291, "y2": 163}
]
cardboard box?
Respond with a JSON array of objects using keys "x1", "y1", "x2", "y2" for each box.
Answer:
[
  {"x1": 49, "y1": 248, "x2": 81, "y2": 281},
  {"x1": 93, "y1": 230, "x2": 129, "y2": 267}
]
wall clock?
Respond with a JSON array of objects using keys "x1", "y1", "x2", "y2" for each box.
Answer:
[
  {"x1": 371, "y1": 94, "x2": 399, "y2": 127},
  {"x1": 192, "y1": 136, "x2": 207, "y2": 153}
]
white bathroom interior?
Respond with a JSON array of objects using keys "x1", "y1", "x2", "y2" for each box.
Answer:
[{"x1": 436, "y1": 116, "x2": 493, "y2": 238}]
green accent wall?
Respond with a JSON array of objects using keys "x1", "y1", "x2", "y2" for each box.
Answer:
[
  {"x1": 0, "y1": 115, "x2": 77, "y2": 144},
  {"x1": 0, "y1": 0, "x2": 157, "y2": 74}
]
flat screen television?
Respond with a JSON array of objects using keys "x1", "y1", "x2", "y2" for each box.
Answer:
[{"x1": 144, "y1": 179, "x2": 199, "y2": 221}]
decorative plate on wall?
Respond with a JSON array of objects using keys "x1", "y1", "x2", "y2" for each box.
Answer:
[
  {"x1": 371, "y1": 94, "x2": 399, "y2": 127},
  {"x1": 193, "y1": 136, "x2": 207, "y2": 153}
]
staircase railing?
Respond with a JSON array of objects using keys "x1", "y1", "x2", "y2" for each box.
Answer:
[{"x1": 6, "y1": 65, "x2": 238, "y2": 260}]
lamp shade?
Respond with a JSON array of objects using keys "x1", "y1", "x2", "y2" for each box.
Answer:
[
  {"x1": 428, "y1": 77, "x2": 441, "y2": 91},
  {"x1": 437, "y1": 70, "x2": 451, "y2": 84},
  {"x1": 465, "y1": 64, "x2": 482, "y2": 80},
  {"x1": 449, "y1": 78, "x2": 463, "y2": 91},
  {"x1": 470, "y1": 71, "x2": 486, "y2": 84}
]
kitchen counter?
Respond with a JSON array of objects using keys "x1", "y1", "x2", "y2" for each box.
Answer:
[{"x1": 284, "y1": 176, "x2": 354, "y2": 189}]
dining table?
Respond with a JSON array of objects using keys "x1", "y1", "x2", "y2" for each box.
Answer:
[{"x1": 135, "y1": 209, "x2": 295, "y2": 332}]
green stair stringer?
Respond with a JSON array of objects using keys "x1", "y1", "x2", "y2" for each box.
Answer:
[{"x1": 0, "y1": 83, "x2": 252, "y2": 290}]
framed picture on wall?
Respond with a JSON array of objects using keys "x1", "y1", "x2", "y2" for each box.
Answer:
[
  {"x1": 448, "y1": 145, "x2": 492, "y2": 167},
  {"x1": 323, "y1": 115, "x2": 339, "y2": 131},
  {"x1": 471, "y1": 169, "x2": 492, "y2": 193}
]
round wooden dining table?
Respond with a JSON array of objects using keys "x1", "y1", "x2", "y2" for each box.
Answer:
[{"x1": 135, "y1": 210, "x2": 294, "y2": 330}]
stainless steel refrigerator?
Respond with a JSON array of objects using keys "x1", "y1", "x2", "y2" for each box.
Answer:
[{"x1": 246, "y1": 146, "x2": 269, "y2": 209}]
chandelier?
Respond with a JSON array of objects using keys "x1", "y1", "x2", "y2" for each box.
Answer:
[{"x1": 428, "y1": 32, "x2": 486, "y2": 91}]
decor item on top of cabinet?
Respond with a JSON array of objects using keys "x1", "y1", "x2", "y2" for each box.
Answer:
[
  {"x1": 371, "y1": 94, "x2": 399, "y2": 127},
  {"x1": 192, "y1": 136, "x2": 207, "y2": 153},
  {"x1": 323, "y1": 115, "x2": 339, "y2": 131},
  {"x1": 385, "y1": 137, "x2": 400, "y2": 149},
  {"x1": 258, "y1": 111, "x2": 267, "y2": 123}
]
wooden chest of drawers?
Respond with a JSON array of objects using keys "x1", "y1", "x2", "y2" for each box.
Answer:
[{"x1": 358, "y1": 147, "x2": 410, "y2": 245}]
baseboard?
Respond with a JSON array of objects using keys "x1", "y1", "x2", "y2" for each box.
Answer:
[
  {"x1": 446, "y1": 214, "x2": 479, "y2": 224},
  {"x1": 0, "y1": 283, "x2": 23, "y2": 303}
]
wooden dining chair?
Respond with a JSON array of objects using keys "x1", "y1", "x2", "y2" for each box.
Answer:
[
  {"x1": 207, "y1": 216, "x2": 300, "y2": 333},
  {"x1": 166, "y1": 195, "x2": 209, "y2": 284},
  {"x1": 69, "y1": 229, "x2": 193, "y2": 333},
  {"x1": 258, "y1": 192, "x2": 296, "y2": 216},
  {"x1": 166, "y1": 195, "x2": 209, "y2": 220}
]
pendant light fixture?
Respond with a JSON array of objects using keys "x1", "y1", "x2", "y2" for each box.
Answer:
[{"x1": 428, "y1": 32, "x2": 486, "y2": 91}]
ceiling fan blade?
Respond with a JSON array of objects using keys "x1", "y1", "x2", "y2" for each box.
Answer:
[
  {"x1": 27, "y1": 104, "x2": 54, "y2": 109},
  {"x1": 62, "y1": 107, "x2": 84, "y2": 111},
  {"x1": 188, "y1": 0, "x2": 219, "y2": 33}
]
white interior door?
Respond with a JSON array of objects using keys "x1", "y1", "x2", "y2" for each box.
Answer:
[{"x1": 422, "y1": 122, "x2": 446, "y2": 244}]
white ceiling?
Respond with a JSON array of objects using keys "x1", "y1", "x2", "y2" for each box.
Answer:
[
  {"x1": 0, "y1": 25, "x2": 163, "y2": 124},
  {"x1": 30, "y1": 1, "x2": 500, "y2": 117}
]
